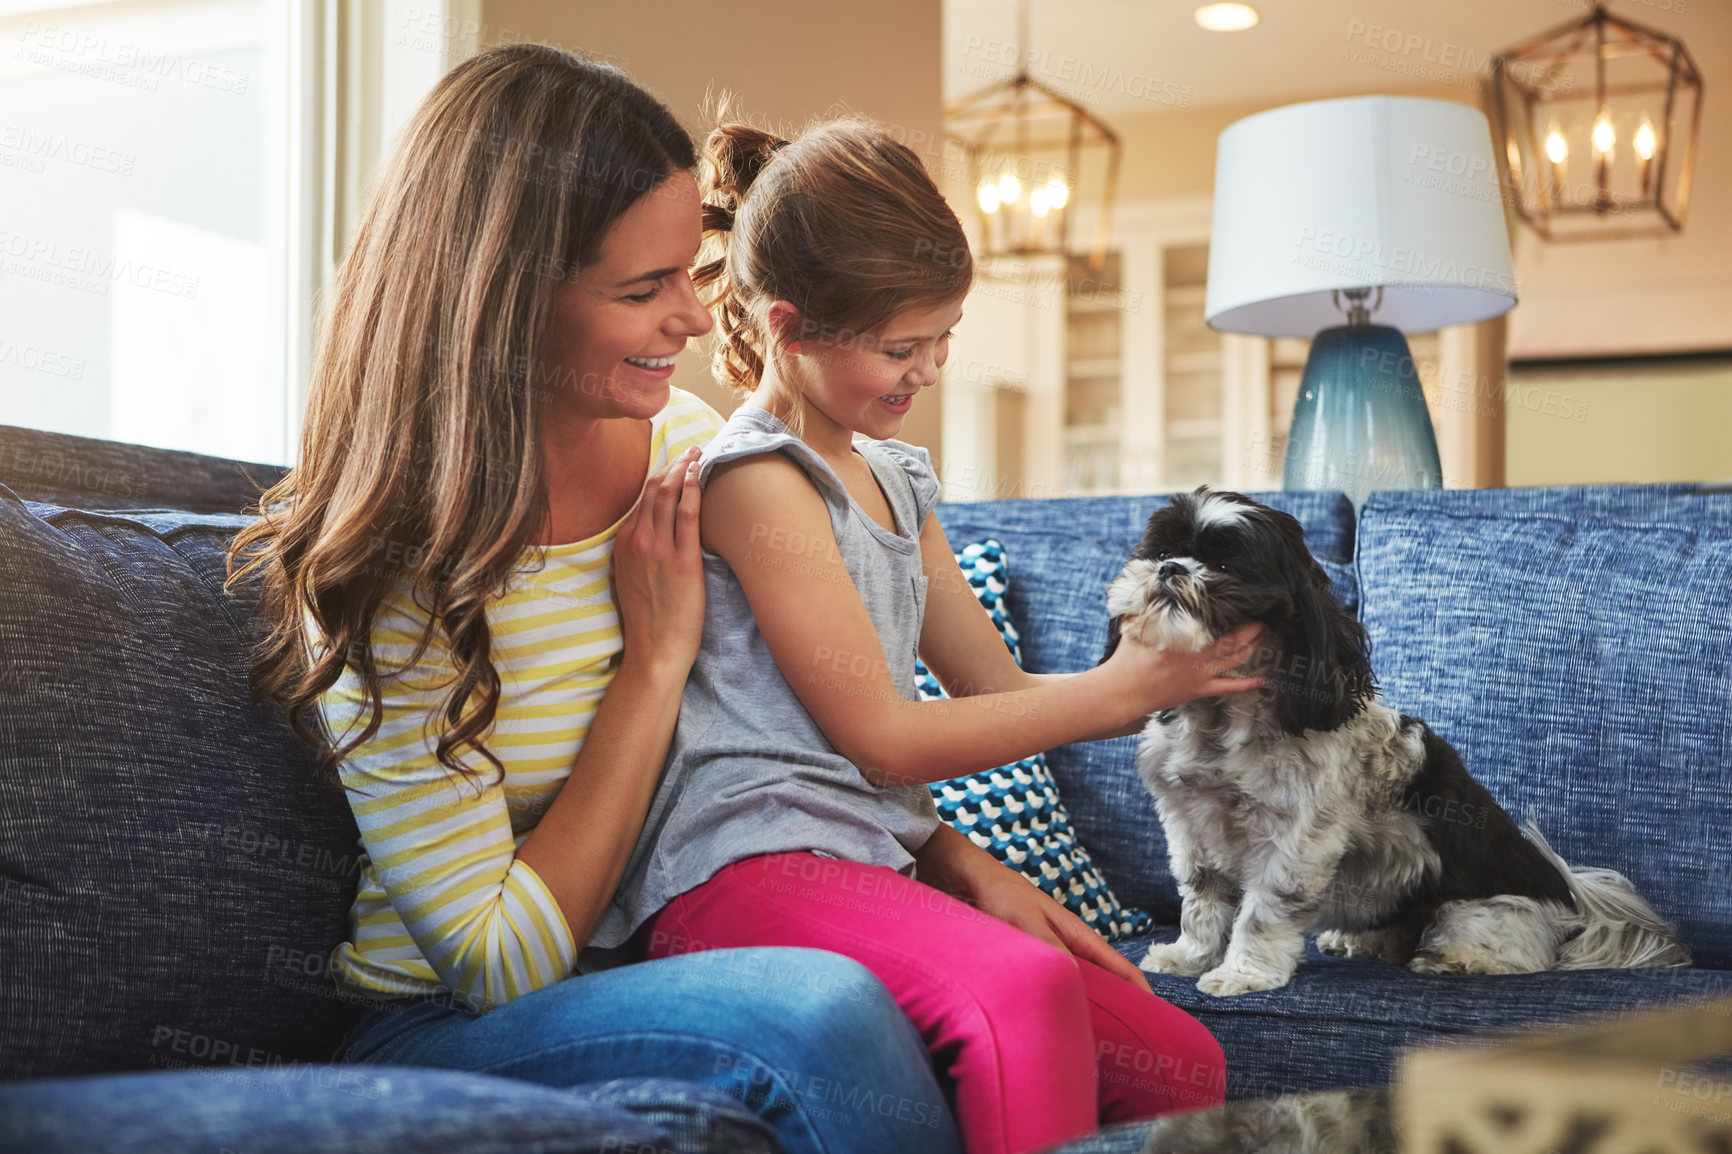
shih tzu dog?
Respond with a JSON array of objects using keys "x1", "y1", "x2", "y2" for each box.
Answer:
[{"x1": 1103, "y1": 486, "x2": 1690, "y2": 997}]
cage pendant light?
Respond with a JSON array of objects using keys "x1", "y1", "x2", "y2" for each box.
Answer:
[
  {"x1": 1490, "y1": 2, "x2": 1702, "y2": 241},
  {"x1": 944, "y1": 0, "x2": 1122, "y2": 271}
]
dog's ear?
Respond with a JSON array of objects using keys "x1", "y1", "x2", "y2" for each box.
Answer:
[
  {"x1": 1269, "y1": 520, "x2": 1375, "y2": 735},
  {"x1": 1100, "y1": 613, "x2": 1123, "y2": 666}
]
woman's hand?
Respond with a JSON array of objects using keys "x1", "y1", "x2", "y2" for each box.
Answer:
[
  {"x1": 917, "y1": 824, "x2": 1153, "y2": 992},
  {"x1": 612, "y1": 446, "x2": 706, "y2": 678},
  {"x1": 1102, "y1": 621, "x2": 1269, "y2": 722}
]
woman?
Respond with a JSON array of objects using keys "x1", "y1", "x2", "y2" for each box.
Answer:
[{"x1": 227, "y1": 42, "x2": 1161, "y2": 1154}]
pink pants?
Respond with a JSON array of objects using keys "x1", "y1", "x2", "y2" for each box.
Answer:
[{"x1": 644, "y1": 852, "x2": 1226, "y2": 1154}]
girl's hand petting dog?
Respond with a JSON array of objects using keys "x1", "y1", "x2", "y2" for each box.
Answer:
[
  {"x1": 1108, "y1": 620, "x2": 1270, "y2": 711},
  {"x1": 1091, "y1": 622, "x2": 1271, "y2": 740}
]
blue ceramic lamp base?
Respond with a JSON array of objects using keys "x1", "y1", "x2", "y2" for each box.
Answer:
[{"x1": 1281, "y1": 322, "x2": 1443, "y2": 508}]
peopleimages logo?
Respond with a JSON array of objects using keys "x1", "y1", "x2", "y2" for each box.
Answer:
[
  {"x1": 16, "y1": 21, "x2": 250, "y2": 93},
  {"x1": 1341, "y1": 20, "x2": 1572, "y2": 95},
  {"x1": 960, "y1": 35, "x2": 1192, "y2": 108},
  {"x1": 0, "y1": 338, "x2": 86, "y2": 380},
  {"x1": 0, "y1": 229, "x2": 201, "y2": 299},
  {"x1": 0, "y1": 124, "x2": 135, "y2": 175},
  {"x1": 1290, "y1": 227, "x2": 1519, "y2": 298}
]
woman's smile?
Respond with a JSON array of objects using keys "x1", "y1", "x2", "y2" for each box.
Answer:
[{"x1": 623, "y1": 351, "x2": 683, "y2": 379}]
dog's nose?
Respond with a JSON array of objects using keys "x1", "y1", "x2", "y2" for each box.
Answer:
[{"x1": 1158, "y1": 560, "x2": 1185, "y2": 580}]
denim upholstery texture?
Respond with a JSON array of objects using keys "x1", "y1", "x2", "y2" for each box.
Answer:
[
  {"x1": 934, "y1": 491, "x2": 1358, "y2": 922},
  {"x1": 0, "y1": 423, "x2": 285, "y2": 514},
  {"x1": 0, "y1": 496, "x2": 361, "y2": 1079},
  {"x1": 1355, "y1": 487, "x2": 1732, "y2": 969},
  {"x1": 1357, "y1": 481, "x2": 1732, "y2": 528},
  {"x1": 1123, "y1": 933, "x2": 1732, "y2": 1100}
]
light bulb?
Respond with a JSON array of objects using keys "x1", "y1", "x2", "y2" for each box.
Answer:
[
  {"x1": 1634, "y1": 117, "x2": 1657, "y2": 160},
  {"x1": 1545, "y1": 127, "x2": 1569, "y2": 165},
  {"x1": 997, "y1": 173, "x2": 1021, "y2": 204},
  {"x1": 1194, "y1": 3, "x2": 1258, "y2": 31},
  {"x1": 1045, "y1": 177, "x2": 1069, "y2": 209},
  {"x1": 1030, "y1": 188, "x2": 1050, "y2": 217},
  {"x1": 977, "y1": 182, "x2": 1000, "y2": 214},
  {"x1": 1592, "y1": 108, "x2": 1615, "y2": 155}
]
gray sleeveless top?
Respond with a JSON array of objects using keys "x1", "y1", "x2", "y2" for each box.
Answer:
[{"x1": 587, "y1": 406, "x2": 943, "y2": 951}]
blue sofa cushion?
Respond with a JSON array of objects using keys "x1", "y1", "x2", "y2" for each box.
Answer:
[
  {"x1": 916, "y1": 539, "x2": 1152, "y2": 940},
  {"x1": 1356, "y1": 488, "x2": 1732, "y2": 969},
  {"x1": 0, "y1": 422, "x2": 285, "y2": 514},
  {"x1": 0, "y1": 493, "x2": 360, "y2": 1078},
  {"x1": 1361, "y1": 481, "x2": 1732, "y2": 528},
  {"x1": 1116, "y1": 931, "x2": 1732, "y2": 1100},
  {"x1": 932, "y1": 491, "x2": 1359, "y2": 567},
  {"x1": 934, "y1": 490, "x2": 1358, "y2": 922}
]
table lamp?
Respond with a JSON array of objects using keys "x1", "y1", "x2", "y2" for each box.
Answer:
[{"x1": 1205, "y1": 96, "x2": 1519, "y2": 506}]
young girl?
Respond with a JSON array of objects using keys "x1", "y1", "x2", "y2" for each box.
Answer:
[{"x1": 587, "y1": 118, "x2": 1267, "y2": 1154}]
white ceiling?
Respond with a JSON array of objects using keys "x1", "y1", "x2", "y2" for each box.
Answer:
[{"x1": 942, "y1": 0, "x2": 1719, "y2": 116}]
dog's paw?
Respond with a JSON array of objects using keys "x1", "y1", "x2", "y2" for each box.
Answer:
[
  {"x1": 1197, "y1": 963, "x2": 1288, "y2": 997},
  {"x1": 1408, "y1": 947, "x2": 1524, "y2": 976},
  {"x1": 1407, "y1": 951, "x2": 1468, "y2": 975},
  {"x1": 1140, "y1": 942, "x2": 1214, "y2": 977},
  {"x1": 1316, "y1": 929, "x2": 1409, "y2": 963}
]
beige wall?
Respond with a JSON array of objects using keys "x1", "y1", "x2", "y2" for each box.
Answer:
[
  {"x1": 479, "y1": 0, "x2": 947, "y2": 458},
  {"x1": 1506, "y1": 358, "x2": 1732, "y2": 486}
]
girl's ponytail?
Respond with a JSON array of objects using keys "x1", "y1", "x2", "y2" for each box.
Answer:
[
  {"x1": 701, "y1": 124, "x2": 787, "y2": 222},
  {"x1": 693, "y1": 124, "x2": 789, "y2": 399}
]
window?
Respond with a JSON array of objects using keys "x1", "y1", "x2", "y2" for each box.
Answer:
[
  {"x1": 0, "y1": 0, "x2": 470, "y2": 467},
  {"x1": 0, "y1": 0, "x2": 301, "y2": 464}
]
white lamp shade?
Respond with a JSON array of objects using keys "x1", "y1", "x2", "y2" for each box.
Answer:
[{"x1": 1205, "y1": 96, "x2": 1518, "y2": 337}]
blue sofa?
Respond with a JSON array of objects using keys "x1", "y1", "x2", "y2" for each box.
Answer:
[
  {"x1": 2, "y1": 421, "x2": 1729, "y2": 1150},
  {"x1": 935, "y1": 481, "x2": 1732, "y2": 1102}
]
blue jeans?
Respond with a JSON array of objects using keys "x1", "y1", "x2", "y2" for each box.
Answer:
[
  {"x1": 339, "y1": 947, "x2": 963, "y2": 1154},
  {"x1": 1, "y1": 1065, "x2": 771, "y2": 1154}
]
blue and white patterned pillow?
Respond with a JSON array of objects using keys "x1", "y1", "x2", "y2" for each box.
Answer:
[{"x1": 917, "y1": 539, "x2": 1152, "y2": 941}]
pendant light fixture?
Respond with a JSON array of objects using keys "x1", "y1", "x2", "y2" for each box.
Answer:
[
  {"x1": 944, "y1": 0, "x2": 1122, "y2": 271},
  {"x1": 1490, "y1": 2, "x2": 1702, "y2": 241}
]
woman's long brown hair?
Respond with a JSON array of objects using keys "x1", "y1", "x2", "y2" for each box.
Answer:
[{"x1": 227, "y1": 43, "x2": 695, "y2": 792}]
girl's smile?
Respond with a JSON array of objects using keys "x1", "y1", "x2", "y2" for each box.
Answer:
[{"x1": 766, "y1": 297, "x2": 964, "y2": 456}]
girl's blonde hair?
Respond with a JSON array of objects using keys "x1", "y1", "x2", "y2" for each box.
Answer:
[
  {"x1": 692, "y1": 115, "x2": 974, "y2": 434},
  {"x1": 226, "y1": 43, "x2": 695, "y2": 792}
]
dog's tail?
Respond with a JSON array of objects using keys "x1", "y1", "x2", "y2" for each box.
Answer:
[{"x1": 1523, "y1": 820, "x2": 1692, "y2": 969}]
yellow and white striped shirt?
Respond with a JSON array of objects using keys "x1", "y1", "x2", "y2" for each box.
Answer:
[{"x1": 315, "y1": 387, "x2": 723, "y2": 1014}]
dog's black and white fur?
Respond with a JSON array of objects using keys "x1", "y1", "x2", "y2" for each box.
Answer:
[{"x1": 1104, "y1": 486, "x2": 1690, "y2": 997}]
